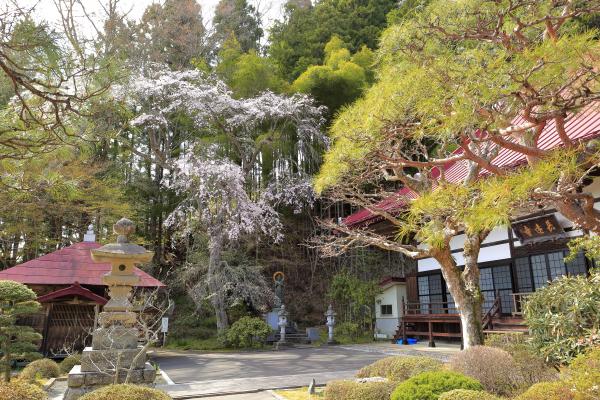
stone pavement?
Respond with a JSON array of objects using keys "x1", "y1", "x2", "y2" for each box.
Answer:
[{"x1": 153, "y1": 342, "x2": 460, "y2": 399}]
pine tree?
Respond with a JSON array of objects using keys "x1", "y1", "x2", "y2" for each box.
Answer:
[{"x1": 0, "y1": 281, "x2": 42, "y2": 382}]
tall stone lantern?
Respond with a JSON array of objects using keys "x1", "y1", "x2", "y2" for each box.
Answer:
[
  {"x1": 65, "y1": 218, "x2": 157, "y2": 400},
  {"x1": 325, "y1": 304, "x2": 338, "y2": 345}
]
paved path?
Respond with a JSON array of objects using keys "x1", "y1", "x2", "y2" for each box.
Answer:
[{"x1": 152, "y1": 343, "x2": 459, "y2": 399}]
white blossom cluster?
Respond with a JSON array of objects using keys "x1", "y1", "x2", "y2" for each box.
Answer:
[{"x1": 123, "y1": 64, "x2": 326, "y2": 246}]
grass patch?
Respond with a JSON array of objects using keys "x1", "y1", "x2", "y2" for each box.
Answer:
[
  {"x1": 165, "y1": 337, "x2": 230, "y2": 351},
  {"x1": 274, "y1": 387, "x2": 325, "y2": 399}
]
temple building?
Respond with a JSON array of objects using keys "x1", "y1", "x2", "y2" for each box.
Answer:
[
  {"x1": 0, "y1": 226, "x2": 164, "y2": 356},
  {"x1": 354, "y1": 106, "x2": 600, "y2": 346}
]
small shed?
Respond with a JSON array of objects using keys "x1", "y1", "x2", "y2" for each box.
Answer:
[
  {"x1": 374, "y1": 277, "x2": 407, "y2": 339},
  {"x1": 0, "y1": 227, "x2": 165, "y2": 356}
]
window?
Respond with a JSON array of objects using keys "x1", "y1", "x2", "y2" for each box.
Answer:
[
  {"x1": 381, "y1": 304, "x2": 392, "y2": 315},
  {"x1": 518, "y1": 250, "x2": 589, "y2": 292},
  {"x1": 479, "y1": 265, "x2": 513, "y2": 313},
  {"x1": 418, "y1": 275, "x2": 443, "y2": 313}
]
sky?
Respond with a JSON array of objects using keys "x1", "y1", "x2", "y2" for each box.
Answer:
[{"x1": 5, "y1": 0, "x2": 286, "y2": 38}]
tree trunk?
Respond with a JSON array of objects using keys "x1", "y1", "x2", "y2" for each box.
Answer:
[
  {"x1": 208, "y1": 228, "x2": 229, "y2": 332},
  {"x1": 432, "y1": 231, "x2": 487, "y2": 349},
  {"x1": 3, "y1": 340, "x2": 10, "y2": 382}
]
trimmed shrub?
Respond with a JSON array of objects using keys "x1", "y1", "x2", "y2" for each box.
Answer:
[
  {"x1": 448, "y1": 345, "x2": 524, "y2": 396},
  {"x1": 439, "y1": 389, "x2": 502, "y2": 400},
  {"x1": 324, "y1": 380, "x2": 396, "y2": 400},
  {"x1": 20, "y1": 358, "x2": 61, "y2": 381},
  {"x1": 357, "y1": 356, "x2": 442, "y2": 382},
  {"x1": 487, "y1": 333, "x2": 558, "y2": 386},
  {"x1": 225, "y1": 317, "x2": 271, "y2": 348},
  {"x1": 524, "y1": 270, "x2": 600, "y2": 364},
  {"x1": 79, "y1": 384, "x2": 172, "y2": 400},
  {"x1": 60, "y1": 353, "x2": 81, "y2": 374},
  {"x1": 516, "y1": 381, "x2": 575, "y2": 400},
  {"x1": 390, "y1": 371, "x2": 483, "y2": 400},
  {"x1": 0, "y1": 380, "x2": 47, "y2": 400},
  {"x1": 567, "y1": 346, "x2": 600, "y2": 374}
]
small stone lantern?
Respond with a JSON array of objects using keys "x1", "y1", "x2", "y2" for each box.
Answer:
[
  {"x1": 325, "y1": 304, "x2": 337, "y2": 345},
  {"x1": 276, "y1": 305, "x2": 291, "y2": 348}
]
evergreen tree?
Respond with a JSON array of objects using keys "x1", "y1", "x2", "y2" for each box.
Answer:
[
  {"x1": 0, "y1": 281, "x2": 41, "y2": 382},
  {"x1": 213, "y1": 0, "x2": 263, "y2": 53},
  {"x1": 268, "y1": 0, "x2": 396, "y2": 80}
]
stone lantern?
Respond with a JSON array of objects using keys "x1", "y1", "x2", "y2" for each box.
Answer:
[
  {"x1": 276, "y1": 304, "x2": 291, "y2": 348},
  {"x1": 65, "y1": 218, "x2": 157, "y2": 400},
  {"x1": 325, "y1": 304, "x2": 337, "y2": 345}
]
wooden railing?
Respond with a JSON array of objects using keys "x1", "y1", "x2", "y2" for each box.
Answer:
[
  {"x1": 511, "y1": 292, "x2": 533, "y2": 316},
  {"x1": 402, "y1": 299, "x2": 459, "y2": 315},
  {"x1": 481, "y1": 291, "x2": 502, "y2": 330}
]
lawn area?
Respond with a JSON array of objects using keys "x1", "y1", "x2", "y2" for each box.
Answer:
[{"x1": 274, "y1": 387, "x2": 325, "y2": 400}]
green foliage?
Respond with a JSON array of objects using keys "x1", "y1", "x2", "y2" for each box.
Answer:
[
  {"x1": 390, "y1": 371, "x2": 484, "y2": 400},
  {"x1": 356, "y1": 356, "x2": 442, "y2": 382},
  {"x1": 225, "y1": 317, "x2": 272, "y2": 348},
  {"x1": 268, "y1": 0, "x2": 396, "y2": 80},
  {"x1": 315, "y1": 0, "x2": 600, "y2": 192},
  {"x1": 524, "y1": 270, "x2": 600, "y2": 365},
  {"x1": 567, "y1": 235, "x2": 600, "y2": 264},
  {"x1": 515, "y1": 381, "x2": 576, "y2": 400},
  {"x1": 79, "y1": 384, "x2": 172, "y2": 400},
  {"x1": 0, "y1": 380, "x2": 47, "y2": 400},
  {"x1": 334, "y1": 322, "x2": 360, "y2": 340},
  {"x1": 328, "y1": 270, "x2": 379, "y2": 327},
  {"x1": 59, "y1": 354, "x2": 81, "y2": 374},
  {"x1": 438, "y1": 389, "x2": 501, "y2": 400},
  {"x1": 0, "y1": 280, "x2": 42, "y2": 382},
  {"x1": 292, "y1": 36, "x2": 372, "y2": 116},
  {"x1": 448, "y1": 346, "x2": 524, "y2": 396},
  {"x1": 20, "y1": 359, "x2": 60, "y2": 381},
  {"x1": 324, "y1": 379, "x2": 396, "y2": 400}
]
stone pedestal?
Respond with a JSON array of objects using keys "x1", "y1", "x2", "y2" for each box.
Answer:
[{"x1": 64, "y1": 218, "x2": 156, "y2": 400}]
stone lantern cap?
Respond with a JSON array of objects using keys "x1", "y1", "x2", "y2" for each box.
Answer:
[{"x1": 91, "y1": 218, "x2": 153, "y2": 263}]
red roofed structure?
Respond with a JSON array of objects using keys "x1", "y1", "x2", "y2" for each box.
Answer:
[
  {"x1": 0, "y1": 241, "x2": 165, "y2": 288},
  {"x1": 0, "y1": 229, "x2": 165, "y2": 357}
]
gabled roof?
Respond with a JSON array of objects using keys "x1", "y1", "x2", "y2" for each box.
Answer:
[
  {"x1": 0, "y1": 242, "x2": 165, "y2": 287},
  {"x1": 37, "y1": 282, "x2": 108, "y2": 304},
  {"x1": 344, "y1": 104, "x2": 600, "y2": 227}
]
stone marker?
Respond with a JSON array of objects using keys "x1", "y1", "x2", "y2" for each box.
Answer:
[
  {"x1": 308, "y1": 378, "x2": 316, "y2": 394},
  {"x1": 64, "y1": 218, "x2": 156, "y2": 400}
]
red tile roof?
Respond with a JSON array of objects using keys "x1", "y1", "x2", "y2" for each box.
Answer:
[
  {"x1": 344, "y1": 104, "x2": 600, "y2": 227},
  {"x1": 0, "y1": 242, "x2": 165, "y2": 287}
]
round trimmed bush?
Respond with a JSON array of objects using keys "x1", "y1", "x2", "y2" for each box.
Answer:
[
  {"x1": 515, "y1": 381, "x2": 575, "y2": 400},
  {"x1": 448, "y1": 345, "x2": 524, "y2": 396},
  {"x1": 225, "y1": 317, "x2": 272, "y2": 348},
  {"x1": 20, "y1": 358, "x2": 61, "y2": 381},
  {"x1": 324, "y1": 380, "x2": 396, "y2": 400},
  {"x1": 79, "y1": 384, "x2": 172, "y2": 400},
  {"x1": 0, "y1": 380, "x2": 47, "y2": 400},
  {"x1": 357, "y1": 356, "x2": 442, "y2": 382},
  {"x1": 439, "y1": 389, "x2": 502, "y2": 400},
  {"x1": 390, "y1": 371, "x2": 484, "y2": 400},
  {"x1": 60, "y1": 353, "x2": 81, "y2": 374}
]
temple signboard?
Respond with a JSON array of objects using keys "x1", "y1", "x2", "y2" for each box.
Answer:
[{"x1": 512, "y1": 215, "x2": 565, "y2": 244}]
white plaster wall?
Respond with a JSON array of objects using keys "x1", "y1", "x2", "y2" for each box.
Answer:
[
  {"x1": 375, "y1": 284, "x2": 406, "y2": 338},
  {"x1": 418, "y1": 243, "x2": 511, "y2": 272}
]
